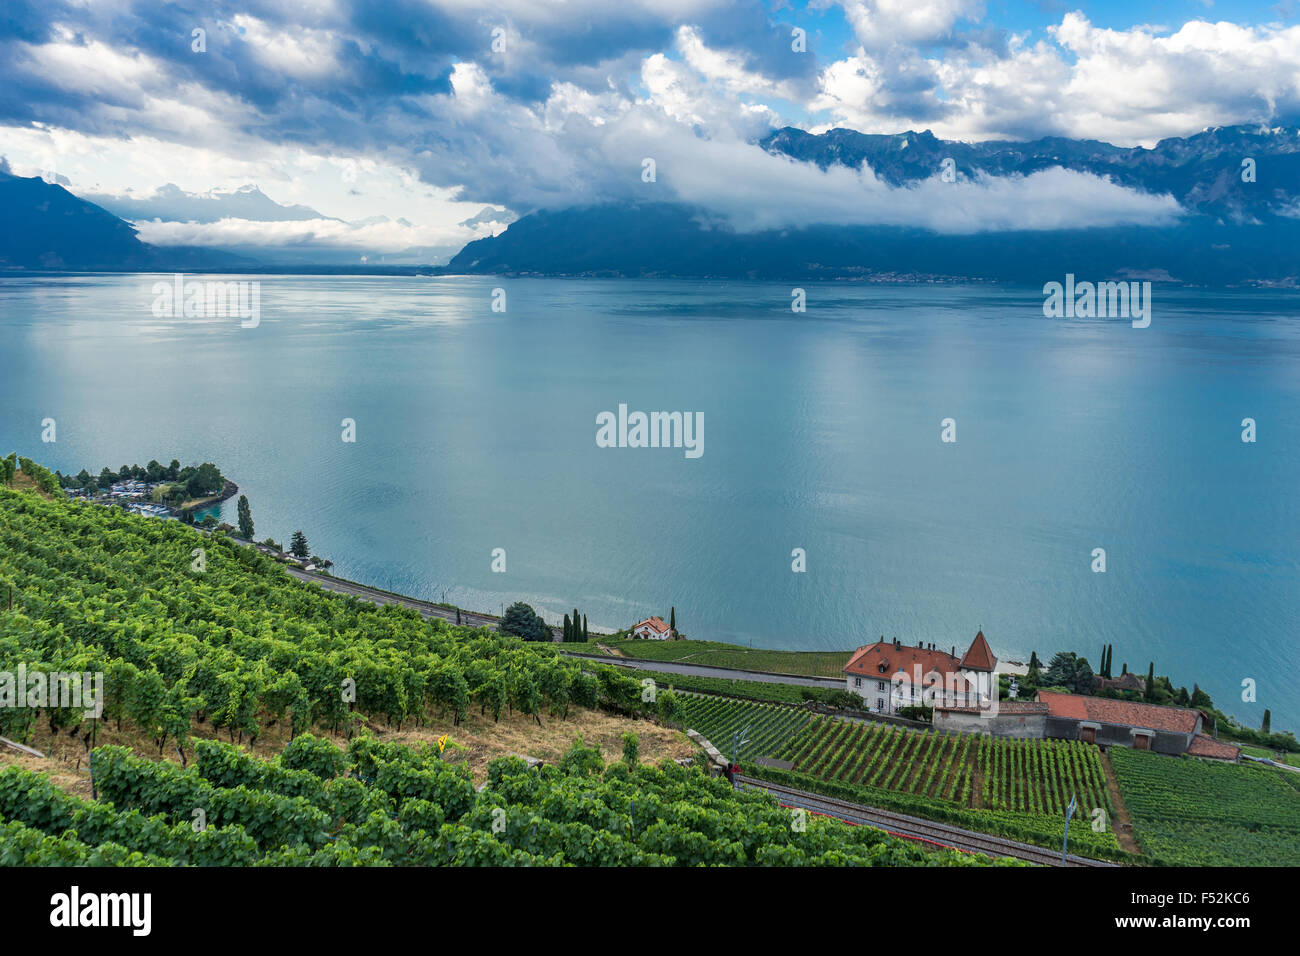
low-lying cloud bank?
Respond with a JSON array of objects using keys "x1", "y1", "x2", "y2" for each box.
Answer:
[
  {"x1": 130, "y1": 215, "x2": 498, "y2": 256},
  {"x1": 608, "y1": 123, "x2": 1183, "y2": 234}
]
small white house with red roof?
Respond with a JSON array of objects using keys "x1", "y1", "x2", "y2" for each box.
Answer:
[
  {"x1": 843, "y1": 631, "x2": 998, "y2": 715},
  {"x1": 631, "y1": 616, "x2": 673, "y2": 640}
]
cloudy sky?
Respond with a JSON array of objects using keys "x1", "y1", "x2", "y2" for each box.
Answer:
[{"x1": 1, "y1": 0, "x2": 1296, "y2": 260}]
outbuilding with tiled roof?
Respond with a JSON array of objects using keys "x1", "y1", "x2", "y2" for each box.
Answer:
[
  {"x1": 1037, "y1": 690, "x2": 1206, "y2": 755},
  {"x1": 1185, "y1": 734, "x2": 1241, "y2": 763}
]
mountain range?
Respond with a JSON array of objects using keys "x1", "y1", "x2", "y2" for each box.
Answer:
[
  {"x1": 0, "y1": 169, "x2": 250, "y2": 271},
  {"x1": 760, "y1": 124, "x2": 1300, "y2": 221},
  {"x1": 442, "y1": 125, "x2": 1300, "y2": 284},
  {"x1": 81, "y1": 183, "x2": 335, "y2": 225},
  {"x1": 4, "y1": 125, "x2": 1299, "y2": 283}
]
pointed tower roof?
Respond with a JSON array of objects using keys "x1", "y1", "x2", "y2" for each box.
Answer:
[{"x1": 959, "y1": 630, "x2": 996, "y2": 671}]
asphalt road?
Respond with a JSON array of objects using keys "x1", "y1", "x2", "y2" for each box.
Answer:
[
  {"x1": 562, "y1": 653, "x2": 844, "y2": 688},
  {"x1": 283, "y1": 566, "x2": 842, "y2": 688},
  {"x1": 284, "y1": 566, "x2": 554, "y2": 634}
]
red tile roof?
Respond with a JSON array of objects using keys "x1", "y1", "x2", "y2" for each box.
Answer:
[
  {"x1": 995, "y1": 701, "x2": 1049, "y2": 714},
  {"x1": 936, "y1": 701, "x2": 1047, "y2": 714},
  {"x1": 1037, "y1": 691, "x2": 1201, "y2": 734},
  {"x1": 1186, "y1": 735, "x2": 1241, "y2": 761},
  {"x1": 1097, "y1": 673, "x2": 1146, "y2": 692},
  {"x1": 843, "y1": 641, "x2": 972, "y2": 690},
  {"x1": 633, "y1": 616, "x2": 670, "y2": 635},
  {"x1": 959, "y1": 630, "x2": 997, "y2": 671}
]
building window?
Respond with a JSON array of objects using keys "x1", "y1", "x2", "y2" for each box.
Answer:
[
  {"x1": 877, "y1": 681, "x2": 886, "y2": 692},
  {"x1": 876, "y1": 699, "x2": 885, "y2": 710}
]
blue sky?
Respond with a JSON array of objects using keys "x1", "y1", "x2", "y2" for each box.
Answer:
[{"x1": 0, "y1": 0, "x2": 1294, "y2": 258}]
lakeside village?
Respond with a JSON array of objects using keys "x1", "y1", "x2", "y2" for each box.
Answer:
[{"x1": 45, "y1": 456, "x2": 333, "y2": 572}]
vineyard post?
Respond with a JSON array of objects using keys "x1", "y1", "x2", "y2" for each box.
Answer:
[
  {"x1": 1062, "y1": 792, "x2": 1077, "y2": 864},
  {"x1": 732, "y1": 724, "x2": 751, "y2": 776}
]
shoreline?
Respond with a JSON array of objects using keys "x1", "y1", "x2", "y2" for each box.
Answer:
[
  {"x1": 182, "y1": 478, "x2": 239, "y2": 514},
  {"x1": 279, "y1": 562, "x2": 1294, "y2": 746}
]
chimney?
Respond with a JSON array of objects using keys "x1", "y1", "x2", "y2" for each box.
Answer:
[{"x1": 951, "y1": 645, "x2": 956, "y2": 657}]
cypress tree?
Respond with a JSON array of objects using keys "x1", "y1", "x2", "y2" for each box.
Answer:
[
  {"x1": 563, "y1": 614, "x2": 572, "y2": 642},
  {"x1": 582, "y1": 614, "x2": 588, "y2": 641},
  {"x1": 1144, "y1": 662, "x2": 1155, "y2": 700},
  {"x1": 670, "y1": 606, "x2": 676, "y2": 637},
  {"x1": 236, "y1": 494, "x2": 254, "y2": 540},
  {"x1": 1262, "y1": 709, "x2": 1271, "y2": 735}
]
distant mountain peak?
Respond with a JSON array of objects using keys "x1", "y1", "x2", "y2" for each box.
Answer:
[
  {"x1": 0, "y1": 171, "x2": 247, "y2": 271},
  {"x1": 83, "y1": 182, "x2": 335, "y2": 225}
]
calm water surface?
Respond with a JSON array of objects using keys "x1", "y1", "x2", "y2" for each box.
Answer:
[{"x1": 1, "y1": 274, "x2": 1296, "y2": 730}]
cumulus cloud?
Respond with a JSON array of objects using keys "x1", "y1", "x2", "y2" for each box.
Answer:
[
  {"x1": 815, "y1": 12, "x2": 1300, "y2": 145},
  {"x1": 841, "y1": 0, "x2": 987, "y2": 49},
  {"x1": 0, "y1": 0, "x2": 1292, "y2": 249}
]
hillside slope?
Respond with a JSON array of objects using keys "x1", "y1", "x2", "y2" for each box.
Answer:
[
  {"x1": 0, "y1": 171, "x2": 251, "y2": 271},
  {"x1": 0, "y1": 474, "x2": 994, "y2": 866}
]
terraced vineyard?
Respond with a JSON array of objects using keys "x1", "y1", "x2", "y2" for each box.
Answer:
[
  {"x1": 739, "y1": 714, "x2": 1129, "y2": 859},
  {"x1": 0, "y1": 735, "x2": 995, "y2": 866},
  {"x1": 1110, "y1": 746, "x2": 1300, "y2": 866},
  {"x1": 677, "y1": 695, "x2": 812, "y2": 760},
  {"x1": 0, "y1": 472, "x2": 996, "y2": 868},
  {"x1": 782, "y1": 719, "x2": 1110, "y2": 816}
]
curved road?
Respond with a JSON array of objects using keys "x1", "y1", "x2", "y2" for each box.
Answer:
[
  {"x1": 284, "y1": 567, "x2": 556, "y2": 634},
  {"x1": 283, "y1": 567, "x2": 840, "y2": 688}
]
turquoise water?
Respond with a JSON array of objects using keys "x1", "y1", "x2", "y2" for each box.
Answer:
[{"x1": 1, "y1": 274, "x2": 1297, "y2": 731}]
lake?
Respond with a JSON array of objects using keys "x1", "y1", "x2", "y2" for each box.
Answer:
[{"x1": 1, "y1": 273, "x2": 1297, "y2": 731}]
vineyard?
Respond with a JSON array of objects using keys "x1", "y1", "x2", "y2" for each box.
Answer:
[
  {"x1": 782, "y1": 718, "x2": 1110, "y2": 816},
  {"x1": 1110, "y1": 746, "x2": 1300, "y2": 866},
  {"x1": 677, "y1": 695, "x2": 812, "y2": 759},
  {"x1": 734, "y1": 716, "x2": 1125, "y2": 859},
  {"x1": 0, "y1": 735, "x2": 1002, "y2": 866},
  {"x1": 0, "y1": 482, "x2": 669, "y2": 753},
  {"x1": 0, "y1": 471, "x2": 1008, "y2": 867}
]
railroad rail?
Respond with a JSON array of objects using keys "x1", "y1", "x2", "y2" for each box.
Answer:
[{"x1": 733, "y1": 774, "x2": 1119, "y2": 867}]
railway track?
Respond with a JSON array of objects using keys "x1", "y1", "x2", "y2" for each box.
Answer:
[{"x1": 733, "y1": 775, "x2": 1118, "y2": 867}]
